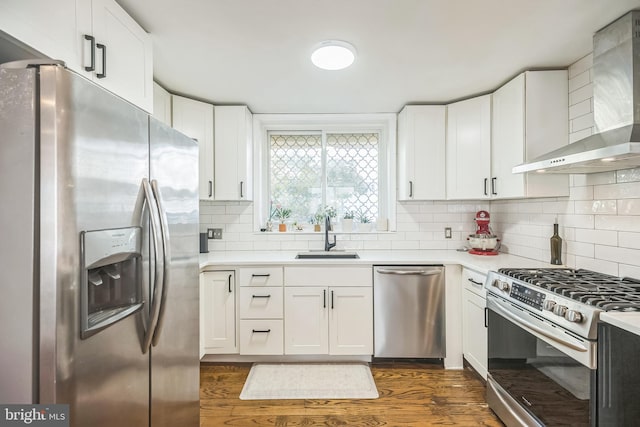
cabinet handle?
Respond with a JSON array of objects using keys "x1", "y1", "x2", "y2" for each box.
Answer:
[
  {"x1": 323, "y1": 289, "x2": 326, "y2": 308},
  {"x1": 251, "y1": 329, "x2": 271, "y2": 334},
  {"x1": 483, "y1": 178, "x2": 488, "y2": 196},
  {"x1": 484, "y1": 307, "x2": 489, "y2": 328},
  {"x1": 409, "y1": 180, "x2": 413, "y2": 198},
  {"x1": 240, "y1": 181, "x2": 244, "y2": 198},
  {"x1": 96, "y1": 43, "x2": 106, "y2": 78},
  {"x1": 84, "y1": 35, "x2": 95, "y2": 71},
  {"x1": 468, "y1": 278, "x2": 483, "y2": 287},
  {"x1": 331, "y1": 290, "x2": 334, "y2": 309},
  {"x1": 228, "y1": 274, "x2": 232, "y2": 293},
  {"x1": 251, "y1": 294, "x2": 271, "y2": 299},
  {"x1": 252, "y1": 273, "x2": 270, "y2": 278},
  {"x1": 491, "y1": 177, "x2": 497, "y2": 195},
  {"x1": 208, "y1": 180, "x2": 213, "y2": 198}
]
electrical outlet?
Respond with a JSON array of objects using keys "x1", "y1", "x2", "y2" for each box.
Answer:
[
  {"x1": 207, "y1": 228, "x2": 214, "y2": 239},
  {"x1": 212, "y1": 228, "x2": 223, "y2": 240},
  {"x1": 444, "y1": 227, "x2": 452, "y2": 239}
]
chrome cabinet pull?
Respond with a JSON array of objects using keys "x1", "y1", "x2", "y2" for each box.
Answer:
[
  {"x1": 84, "y1": 35, "x2": 95, "y2": 71},
  {"x1": 96, "y1": 43, "x2": 106, "y2": 78}
]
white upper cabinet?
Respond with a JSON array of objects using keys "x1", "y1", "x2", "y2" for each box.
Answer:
[
  {"x1": 89, "y1": 0, "x2": 153, "y2": 112},
  {"x1": 172, "y1": 95, "x2": 214, "y2": 200},
  {"x1": 397, "y1": 105, "x2": 446, "y2": 200},
  {"x1": 0, "y1": 0, "x2": 153, "y2": 112},
  {"x1": 214, "y1": 106, "x2": 253, "y2": 201},
  {"x1": 491, "y1": 71, "x2": 569, "y2": 198},
  {"x1": 152, "y1": 82, "x2": 172, "y2": 126},
  {"x1": 446, "y1": 95, "x2": 492, "y2": 199},
  {"x1": 0, "y1": 0, "x2": 91, "y2": 72}
]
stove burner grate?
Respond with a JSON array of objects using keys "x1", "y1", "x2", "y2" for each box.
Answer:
[{"x1": 497, "y1": 268, "x2": 640, "y2": 311}]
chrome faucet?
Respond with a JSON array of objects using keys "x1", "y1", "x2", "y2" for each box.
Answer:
[{"x1": 324, "y1": 215, "x2": 336, "y2": 251}]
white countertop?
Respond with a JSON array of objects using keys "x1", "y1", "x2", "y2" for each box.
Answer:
[
  {"x1": 199, "y1": 250, "x2": 554, "y2": 275},
  {"x1": 600, "y1": 312, "x2": 640, "y2": 336}
]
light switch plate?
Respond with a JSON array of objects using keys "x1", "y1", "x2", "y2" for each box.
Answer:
[
  {"x1": 212, "y1": 228, "x2": 223, "y2": 239},
  {"x1": 207, "y1": 228, "x2": 214, "y2": 239},
  {"x1": 444, "y1": 227, "x2": 452, "y2": 239}
]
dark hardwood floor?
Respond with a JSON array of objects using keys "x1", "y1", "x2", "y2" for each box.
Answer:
[{"x1": 200, "y1": 361, "x2": 503, "y2": 426}]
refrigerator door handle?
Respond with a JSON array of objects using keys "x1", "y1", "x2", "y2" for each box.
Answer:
[
  {"x1": 141, "y1": 179, "x2": 165, "y2": 354},
  {"x1": 151, "y1": 179, "x2": 171, "y2": 346}
]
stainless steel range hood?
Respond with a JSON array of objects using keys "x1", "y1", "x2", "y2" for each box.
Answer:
[{"x1": 513, "y1": 11, "x2": 640, "y2": 174}]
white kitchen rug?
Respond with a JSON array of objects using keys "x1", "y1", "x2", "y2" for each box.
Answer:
[{"x1": 239, "y1": 363, "x2": 379, "y2": 400}]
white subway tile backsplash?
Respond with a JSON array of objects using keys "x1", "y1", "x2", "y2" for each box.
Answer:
[
  {"x1": 570, "y1": 112, "x2": 594, "y2": 133},
  {"x1": 620, "y1": 264, "x2": 640, "y2": 280},
  {"x1": 566, "y1": 241, "x2": 595, "y2": 258},
  {"x1": 575, "y1": 256, "x2": 619, "y2": 276},
  {"x1": 616, "y1": 168, "x2": 640, "y2": 183},
  {"x1": 569, "y1": 127, "x2": 593, "y2": 144},
  {"x1": 574, "y1": 228, "x2": 618, "y2": 246},
  {"x1": 618, "y1": 232, "x2": 640, "y2": 250},
  {"x1": 558, "y1": 214, "x2": 594, "y2": 229},
  {"x1": 569, "y1": 83, "x2": 593, "y2": 106},
  {"x1": 574, "y1": 200, "x2": 617, "y2": 215},
  {"x1": 569, "y1": 99, "x2": 591, "y2": 120},
  {"x1": 594, "y1": 245, "x2": 640, "y2": 267},
  {"x1": 568, "y1": 53, "x2": 593, "y2": 78},
  {"x1": 568, "y1": 69, "x2": 591, "y2": 92},
  {"x1": 594, "y1": 182, "x2": 640, "y2": 199},
  {"x1": 571, "y1": 172, "x2": 616, "y2": 187},
  {"x1": 595, "y1": 215, "x2": 640, "y2": 232},
  {"x1": 569, "y1": 185, "x2": 594, "y2": 200},
  {"x1": 617, "y1": 199, "x2": 640, "y2": 215}
]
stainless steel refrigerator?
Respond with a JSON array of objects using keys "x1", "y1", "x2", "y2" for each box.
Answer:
[{"x1": 0, "y1": 60, "x2": 200, "y2": 426}]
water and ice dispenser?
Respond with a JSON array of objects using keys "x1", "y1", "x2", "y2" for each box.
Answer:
[{"x1": 80, "y1": 227, "x2": 144, "y2": 339}]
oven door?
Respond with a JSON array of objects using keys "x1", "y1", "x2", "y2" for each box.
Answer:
[{"x1": 486, "y1": 294, "x2": 596, "y2": 427}]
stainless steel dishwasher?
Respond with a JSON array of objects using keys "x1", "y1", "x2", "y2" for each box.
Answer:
[{"x1": 373, "y1": 265, "x2": 445, "y2": 358}]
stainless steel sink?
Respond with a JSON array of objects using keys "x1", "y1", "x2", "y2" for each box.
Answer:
[{"x1": 295, "y1": 251, "x2": 360, "y2": 259}]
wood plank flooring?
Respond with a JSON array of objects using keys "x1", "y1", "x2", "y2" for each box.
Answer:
[{"x1": 200, "y1": 361, "x2": 503, "y2": 426}]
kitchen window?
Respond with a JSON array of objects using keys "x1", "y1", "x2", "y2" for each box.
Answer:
[{"x1": 253, "y1": 114, "x2": 396, "y2": 231}]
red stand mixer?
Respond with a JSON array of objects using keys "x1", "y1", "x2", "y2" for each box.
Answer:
[{"x1": 467, "y1": 210, "x2": 500, "y2": 255}]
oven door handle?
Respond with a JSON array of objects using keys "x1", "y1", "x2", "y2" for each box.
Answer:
[{"x1": 488, "y1": 298, "x2": 588, "y2": 353}]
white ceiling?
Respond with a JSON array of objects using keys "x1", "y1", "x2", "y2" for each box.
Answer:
[{"x1": 118, "y1": 0, "x2": 640, "y2": 114}]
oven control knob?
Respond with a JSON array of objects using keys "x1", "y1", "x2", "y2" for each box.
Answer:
[
  {"x1": 543, "y1": 300, "x2": 557, "y2": 311},
  {"x1": 565, "y1": 310, "x2": 584, "y2": 323},
  {"x1": 552, "y1": 304, "x2": 568, "y2": 317},
  {"x1": 491, "y1": 279, "x2": 510, "y2": 292}
]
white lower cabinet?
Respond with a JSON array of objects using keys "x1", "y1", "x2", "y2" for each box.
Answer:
[
  {"x1": 201, "y1": 271, "x2": 237, "y2": 354},
  {"x1": 461, "y1": 268, "x2": 488, "y2": 379},
  {"x1": 239, "y1": 320, "x2": 283, "y2": 355},
  {"x1": 284, "y1": 286, "x2": 373, "y2": 356}
]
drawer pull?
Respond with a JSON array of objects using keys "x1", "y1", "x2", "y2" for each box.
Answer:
[
  {"x1": 251, "y1": 294, "x2": 271, "y2": 299},
  {"x1": 252, "y1": 274, "x2": 271, "y2": 277},
  {"x1": 252, "y1": 329, "x2": 271, "y2": 333},
  {"x1": 467, "y1": 278, "x2": 484, "y2": 287}
]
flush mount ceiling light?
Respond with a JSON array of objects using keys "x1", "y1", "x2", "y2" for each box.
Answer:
[{"x1": 311, "y1": 40, "x2": 356, "y2": 70}]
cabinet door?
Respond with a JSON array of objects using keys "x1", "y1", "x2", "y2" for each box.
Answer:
[
  {"x1": 152, "y1": 82, "x2": 172, "y2": 126},
  {"x1": 201, "y1": 271, "x2": 236, "y2": 354},
  {"x1": 329, "y1": 287, "x2": 373, "y2": 355},
  {"x1": 0, "y1": 0, "x2": 92, "y2": 73},
  {"x1": 172, "y1": 96, "x2": 215, "y2": 200},
  {"x1": 446, "y1": 95, "x2": 491, "y2": 199},
  {"x1": 91, "y1": 0, "x2": 153, "y2": 112},
  {"x1": 462, "y1": 288, "x2": 487, "y2": 379},
  {"x1": 284, "y1": 287, "x2": 328, "y2": 354},
  {"x1": 491, "y1": 73, "x2": 526, "y2": 198},
  {"x1": 214, "y1": 106, "x2": 253, "y2": 201},
  {"x1": 397, "y1": 105, "x2": 446, "y2": 200}
]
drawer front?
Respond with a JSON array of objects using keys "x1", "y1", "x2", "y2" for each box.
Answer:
[
  {"x1": 239, "y1": 267, "x2": 284, "y2": 287},
  {"x1": 462, "y1": 268, "x2": 487, "y2": 298},
  {"x1": 239, "y1": 287, "x2": 283, "y2": 319},
  {"x1": 239, "y1": 320, "x2": 283, "y2": 355},
  {"x1": 284, "y1": 266, "x2": 372, "y2": 287}
]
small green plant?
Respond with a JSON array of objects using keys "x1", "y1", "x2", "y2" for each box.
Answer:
[
  {"x1": 323, "y1": 205, "x2": 337, "y2": 219},
  {"x1": 356, "y1": 209, "x2": 371, "y2": 223},
  {"x1": 274, "y1": 206, "x2": 291, "y2": 223},
  {"x1": 343, "y1": 210, "x2": 354, "y2": 219}
]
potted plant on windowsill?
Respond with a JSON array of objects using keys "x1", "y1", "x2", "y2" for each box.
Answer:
[
  {"x1": 274, "y1": 206, "x2": 291, "y2": 232},
  {"x1": 357, "y1": 211, "x2": 372, "y2": 232},
  {"x1": 310, "y1": 212, "x2": 323, "y2": 232},
  {"x1": 341, "y1": 210, "x2": 354, "y2": 232}
]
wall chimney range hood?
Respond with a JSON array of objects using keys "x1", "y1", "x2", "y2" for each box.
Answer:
[{"x1": 513, "y1": 11, "x2": 640, "y2": 174}]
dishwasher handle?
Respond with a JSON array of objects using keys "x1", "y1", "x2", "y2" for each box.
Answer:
[{"x1": 375, "y1": 268, "x2": 442, "y2": 276}]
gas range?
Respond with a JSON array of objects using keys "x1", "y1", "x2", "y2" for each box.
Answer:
[{"x1": 485, "y1": 268, "x2": 640, "y2": 342}]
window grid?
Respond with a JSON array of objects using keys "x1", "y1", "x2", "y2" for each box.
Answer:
[{"x1": 269, "y1": 132, "x2": 380, "y2": 224}]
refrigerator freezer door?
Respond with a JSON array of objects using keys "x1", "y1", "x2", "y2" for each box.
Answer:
[
  {"x1": 37, "y1": 65, "x2": 150, "y2": 426},
  {"x1": 0, "y1": 67, "x2": 38, "y2": 404},
  {"x1": 149, "y1": 118, "x2": 200, "y2": 426}
]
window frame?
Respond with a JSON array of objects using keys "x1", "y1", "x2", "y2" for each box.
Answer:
[{"x1": 253, "y1": 113, "x2": 397, "y2": 232}]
